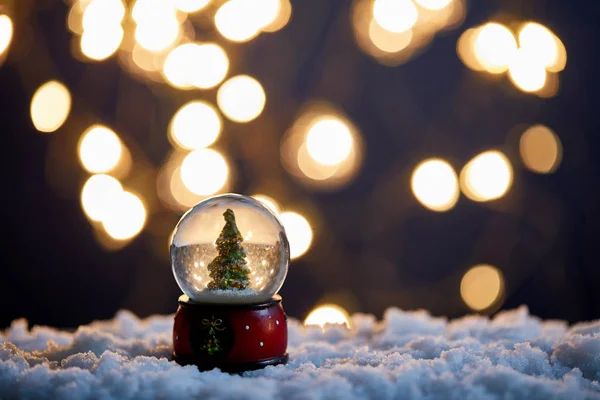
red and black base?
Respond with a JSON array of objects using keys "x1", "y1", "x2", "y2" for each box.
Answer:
[{"x1": 172, "y1": 294, "x2": 288, "y2": 373}]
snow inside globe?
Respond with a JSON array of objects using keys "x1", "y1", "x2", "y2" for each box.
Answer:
[{"x1": 170, "y1": 194, "x2": 290, "y2": 304}]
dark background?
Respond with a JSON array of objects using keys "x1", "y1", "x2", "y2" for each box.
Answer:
[{"x1": 1, "y1": 0, "x2": 600, "y2": 329}]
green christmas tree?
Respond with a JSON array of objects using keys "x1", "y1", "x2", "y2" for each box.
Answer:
[{"x1": 207, "y1": 209, "x2": 250, "y2": 290}]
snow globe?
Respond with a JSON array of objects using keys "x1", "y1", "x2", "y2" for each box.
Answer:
[{"x1": 171, "y1": 194, "x2": 290, "y2": 372}]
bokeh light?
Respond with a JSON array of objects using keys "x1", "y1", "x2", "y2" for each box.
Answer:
[
  {"x1": 306, "y1": 118, "x2": 354, "y2": 166},
  {"x1": 460, "y1": 150, "x2": 513, "y2": 202},
  {"x1": 411, "y1": 159, "x2": 459, "y2": 212},
  {"x1": 518, "y1": 22, "x2": 563, "y2": 71},
  {"x1": 170, "y1": 101, "x2": 221, "y2": 150},
  {"x1": 214, "y1": 0, "x2": 262, "y2": 43},
  {"x1": 217, "y1": 75, "x2": 266, "y2": 122},
  {"x1": 520, "y1": 125, "x2": 562, "y2": 174},
  {"x1": 460, "y1": 265, "x2": 504, "y2": 311},
  {"x1": 414, "y1": 0, "x2": 452, "y2": 11},
  {"x1": 162, "y1": 43, "x2": 229, "y2": 89},
  {"x1": 456, "y1": 27, "x2": 484, "y2": 71},
  {"x1": 30, "y1": 81, "x2": 72, "y2": 133},
  {"x1": 78, "y1": 125, "x2": 123, "y2": 173},
  {"x1": 368, "y1": 20, "x2": 413, "y2": 53},
  {"x1": 252, "y1": 194, "x2": 280, "y2": 215},
  {"x1": 372, "y1": 0, "x2": 419, "y2": 34},
  {"x1": 135, "y1": 15, "x2": 180, "y2": 52},
  {"x1": 132, "y1": 0, "x2": 178, "y2": 24},
  {"x1": 261, "y1": 0, "x2": 292, "y2": 33},
  {"x1": 102, "y1": 191, "x2": 147, "y2": 241},
  {"x1": 279, "y1": 211, "x2": 312, "y2": 259},
  {"x1": 80, "y1": 174, "x2": 123, "y2": 222},
  {"x1": 81, "y1": 0, "x2": 125, "y2": 31},
  {"x1": 0, "y1": 14, "x2": 13, "y2": 56},
  {"x1": 175, "y1": 0, "x2": 211, "y2": 13},
  {"x1": 473, "y1": 23, "x2": 517, "y2": 74},
  {"x1": 80, "y1": 25, "x2": 124, "y2": 61},
  {"x1": 508, "y1": 48, "x2": 547, "y2": 93},
  {"x1": 180, "y1": 148, "x2": 229, "y2": 196},
  {"x1": 304, "y1": 304, "x2": 350, "y2": 328}
]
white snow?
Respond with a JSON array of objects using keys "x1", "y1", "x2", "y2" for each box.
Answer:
[{"x1": 2, "y1": 306, "x2": 600, "y2": 399}]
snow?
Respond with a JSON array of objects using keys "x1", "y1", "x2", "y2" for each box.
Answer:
[{"x1": 2, "y1": 306, "x2": 600, "y2": 399}]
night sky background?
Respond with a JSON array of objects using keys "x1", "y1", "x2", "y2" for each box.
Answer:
[{"x1": 1, "y1": 0, "x2": 600, "y2": 329}]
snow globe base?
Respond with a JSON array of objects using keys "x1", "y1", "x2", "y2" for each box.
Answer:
[{"x1": 172, "y1": 294, "x2": 288, "y2": 373}]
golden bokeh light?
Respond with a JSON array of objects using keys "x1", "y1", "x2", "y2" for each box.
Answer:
[
  {"x1": 296, "y1": 143, "x2": 339, "y2": 181},
  {"x1": 102, "y1": 191, "x2": 147, "y2": 241},
  {"x1": 261, "y1": 0, "x2": 292, "y2": 33},
  {"x1": 180, "y1": 148, "x2": 229, "y2": 196},
  {"x1": 0, "y1": 14, "x2": 13, "y2": 56},
  {"x1": 78, "y1": 125, "x2": 123, "y2": 173},
  {"x1": 80, "y1": 174, "x2": 123, "y2": 222},
  {"x1": 279, "y1": 211, "x2": 312, "y2": 259},
  {"x1": 135, "y1": 15, "x2": 180, "y2": 52},
  {"x1": 217, "y1": 75, "x2": 266, "y2": 122},
  {"x1": 368, "y1": 19, "x2": 413, "y2": 53},
  {"x1": 508, "y1": 48, "x2": 547, "y2": 93},
  {"x1": 132, "y1": 0, "x2": 178, "y2": 24},
  {"x1": 411, "y1": 158, "x2": 459, "y2": 212},
  {"x1": 175, "y1": 0, "x2": 211, "y2": 13},
  {"x1": 519, "y1": 125, "x2": 562, "y2": 174},
  {"x1": 251, "y1": 194, "x2": 280, "y2": 215},
  {"x1": 460, "y1": 264, "x2": 504, "y2": 311},
  {"x1": 372, "y1": 0, "x2": 419, "y2": 33},
  {"x1": 304, "y1": 304, "x2": 351, "y2": 329},
  {"x1": 518, "y1": 22, "x2": 562, "y2": 71},
  {"x1": 170, "y1": 101, "x2": 221, "y2": 150},
  {"x1": 30, "y1": 81, "x2": 72, "y2": 133},
  {"x1": 414, "y1": 0, "x2": 452, "y2": 11},
  {"x1": 162, "y1": 43, "x2": 229, "y2": 89},
  {"x1": 214, "y1": 0, "x2": 262, "y2": 43},
  {"x1": 81, "y1": 0, "x2": 125, "y2": 31},
  {"x1": 456, "y1": 27, "x2": 484, "y2": 71},
  {"x1": 306, "y1": 118, "x2": 354, "y2": 166},
  {"x1": 460, "y1": 150, "x2": 513, "y2": 202},
  {"x1": 80, "y1": 25, "x2": 124, "y2": 61},
  {"x1": 473, "y1": 23, "x2": 517, "y2": 74}
]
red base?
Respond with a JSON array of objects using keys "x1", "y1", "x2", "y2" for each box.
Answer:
[{"x1": 173, "y1": 294, "x2": 288, "y2": 372}]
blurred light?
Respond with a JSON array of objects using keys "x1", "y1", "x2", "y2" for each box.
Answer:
[
  {"x1": 131, "y1": 44, "x2": 162, "y2": 72},
  {"x1": 135, "y1": 15, "x2": 180, "y2": 52},
  {"x1": 252, "y1": 0, "x2": 281, "y2": 29},
  {"x1": 181, "y1": 148, "x2": 229, "y2": 195},
  {"x1": 411, "y1": 159, "x2": 459, "y2": 212},
  {"x1": 261, "y1": 0, "x2": 292, "y2": 33},
  {"x1": 518, "y1": 22, "x2": 560, "y2": 70},
  {"x1": 251, "y1": 194, "x2": 280, "y2": 215},
  {"x1": 473, "y1": 23, "x2": 517, "y2": 74},
  {"x1": 456, "y1": 27, "x2": 484, "y2": 71},
  {"x1": 372, "y1": 0, "x2": 418, "y2": 33},
  {"x1": 460, "y1": 150, "x2": 513, "y2": 202},
  {"x1": 214, "y1": 0, "x2": 261, "y2": 42},
  {"x1": 217, "y1": 75, "x2": 266, "y2": 122},
  {"x1": 170, "y1": 101, "x2": 221, "y2": 150},
  {"x1": 30, "y1": 81, "x2": 72, "y2": 133},
  {"x1": 520, "y1": 125, "x2": 562, "y2": 174},
  {"x1": 414, "y1": 0, "x2": 452, "y2": 11},
  {"x1": 175, "y1": 0, "x2": 211, "y2": 13},
  {"x1": 0, "y1": 14, "x2": 13, "y2": 56},
  {"x1": 508, "y1": 48, "x2": 547, "y2": 93},
  {"x1": 279, "y1": 211, "x2": 312, "y2": 259},
  {"x1": 132, "y1": 0, "x2": 178, "y2": 24},
  {"x1": 460, "y1": 265, "x2": 503, "y2": 311},
  {"x1": 297, "y1": 143, "x2": 339, "y2": 181},
  {"x1": 81, "y1": 174, "x2": 123, "y2": 222},
  {"x1": 78, "y1": 125, "x2": 123, "y2": 173},
  {"x1": 80, "y1": 25, "x2": 124, "y2": 61},
  {"x1": 306, "y1": 118, "x2": 354, "y2": 166},
  {"x1": 102, "y1": 191, "x2": 147, "y2": 241},
  {"x1": 304, "y1": 304, "x2": 350, "y2": 329},
  {"x1": 369, "y1": 20, "x2": 413, "y2": 53},
  {"x1": 82, "y1": 0, "x2": 125, "y2": 31},
  {"x1": 162, "y1": 43, "x2": 229, "y2": 89}
]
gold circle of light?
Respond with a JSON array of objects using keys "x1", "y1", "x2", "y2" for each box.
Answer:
[
  {"x1": 0, "y1": 14, "x2": 14, "y2": 56},
  {"x1": 306, "y1": 118, "x2": 354, "y2": 166},
  {"x1": 78, "y1": 125, "x2": 123, "y2": 173},
  {"x1": 162, "y1": 43, "x2": 229, "y2": 89},
  {"x1": 460, "y1": 150, "x2": 513, "y2": 202},
  {"x1": 30, "y1": 81, "x2": 72, "y2": 133},
  {"x1": 372, "y1": 0, "x2": 419, "y2": 34},
  {"x1": 81, "y1": 174, "x2": 123, "y2": 222},
  {"x1": 414, "y1": 0, "x2": 452, "y2": 11},
  {"x1": 261, "y1": 0, "x2": 291, "y2": 33},
  {"x1": 519, "y1": 125, "x2": 562, "y2": 174},
  {"x1": 214, "y1": 0, "x2": 262, "y2": 43},
  {"x1": 135, "y1": 15, "x2": 180, "y2": 52},
  {"x1": 473, "y1": 22, "x2": 517, "y2": 74},
  {"x1": 180, "y1": 148, "x2": 229, "y2": 195},
  {"x1": 102, "y1": 191, "x2": 147, "y2": 241},
  {"x1": 508, "y1": 48, "x2": 547, "y2": 93},
  {"x1": 411, "y1": 158, "x2": 459, "y2": 212},
  {"x1": 460, "y1": 264, "x2": 504, "y2": 311},
  {"x1": 174, "y1": 0, "x2": 211, "y2": 13},
  {"x1": 368, "y1": 19, "x2": 413, "y2": 53},
  {"x1": 170, "y1": 101, "x2": 222, "y2": 150},
  {"x1": 279, "y1": 211, "x2": 312, "y2": 259},
  {"x1": 456, "y1": 27, "x2": 484, "y2": 71},
  {"x1": 304, "y1": 304, "x2": 351, "y2": 329},
  {"x1": 518, "y1": 22, "x2": 560, "y2": 70},
  {"x1": 217, "y1": 75, "x2": 266, "y2": 122},
  {"x1": 80, "y1": 25, "x2": 124, "y2": 61},
  {"x1": 81, "y1": 0, "x2": 126, "y2": 31},
  {"x1": 132, "y1": 0, "x2": 178, "y2": 24}
]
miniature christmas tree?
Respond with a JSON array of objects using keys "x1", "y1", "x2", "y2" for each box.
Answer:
[{"x1": 207, "y1": 209, "x2": 250, "y2": 290}]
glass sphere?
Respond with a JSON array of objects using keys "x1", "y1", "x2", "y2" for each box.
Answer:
[{"x1": 170, "y1": 194, "x2": 290, "y2": 304}]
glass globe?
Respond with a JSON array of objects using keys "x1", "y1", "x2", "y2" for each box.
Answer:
[{"x1": 170, "y1": 194, "x2": 290, "y2": 304}]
